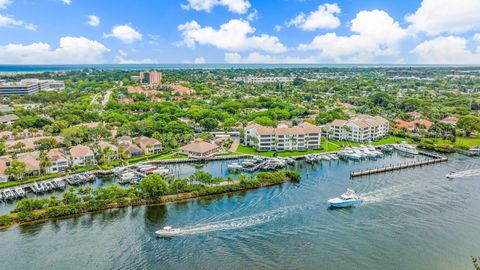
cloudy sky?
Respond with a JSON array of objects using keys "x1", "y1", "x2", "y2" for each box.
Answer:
[{"x1": 0, "y1": 0, "x2": 479, "y2": 64}]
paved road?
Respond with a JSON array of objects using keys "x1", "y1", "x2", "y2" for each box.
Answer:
[{"x1": 101, "y1": 89, "x2": 112, "y2": 107}]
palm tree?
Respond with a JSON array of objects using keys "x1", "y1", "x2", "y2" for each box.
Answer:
[{"x1": 39, "y1": 150, "x2": 52, "y2": 174}]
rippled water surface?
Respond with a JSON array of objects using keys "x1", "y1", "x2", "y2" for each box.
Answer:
[{"x1": 1, "y1": 153, "x2": 479, "y2": 270}]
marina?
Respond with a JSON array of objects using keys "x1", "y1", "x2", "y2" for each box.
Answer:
[{"x1": 1, "y1": 152, "x2": 479, "y2": 270}]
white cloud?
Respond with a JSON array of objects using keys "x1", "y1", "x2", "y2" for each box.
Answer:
[
  {"x1": 474, "y1": 33, "x2": 480, "y2": 42},
  {"x1": 274, "y1": 25, "x2": 282, "y2": 32},
  {"x1": 178, "y1": 19, "x2": 286, "y2": 53},
  {"x1": 194, "y1": 57, "x2": 205, "y2": 64},
  {"x1": 0, "y1": 0, "x2": 12, "y2": 9},
  {"x1": 61, "y1": 0, "x2": 72, "y2": 5},
  {"x1": 287, "y1": 3, "x2": 341, "y2": 31},
  {"x1": 224, "y1": 52, "x2": 317, "y2": 64},
  {"x1": 246, "y1": 9, "x2": 258, "y2": 21},
  {"x1": 0, "y1": 14, "x2": 37, "y2": 31},
  {"x1": 87, "y1": 15, "x2": 100, "y2": 27},
  {"x1": 410, "y1": 36, "x2": 480, "y2": 64},
  {"x1": 104, "y1": 24, "x2": 142, "y2": 43},
  {"x1": 0, "y1": 36, "x2": 110, "y2": 64},
  {"x1": 406, "y1": 0, "x2": 480, "y2": 35},
  {"x1": 298, "y1": 10, "x2": 407, "y2": 63},
  {"x1": 181, "y1": 0, "x2": 251, "y2": 14}
]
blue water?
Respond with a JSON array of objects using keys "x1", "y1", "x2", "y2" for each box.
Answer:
[
  {"x1": 0, "y1": 64, "x2": 474, "y2": 73},
  {"x1": 0, "y1": 153, "x2": 479, "y2": 269}
]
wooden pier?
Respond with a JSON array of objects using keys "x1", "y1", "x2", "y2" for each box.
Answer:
[{"x1": 350, "y1": 151, "x2": 448, "y2": 178}]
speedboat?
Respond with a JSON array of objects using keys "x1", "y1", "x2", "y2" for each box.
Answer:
[
  {"x1": 155, "y1": 226, "x2": 181, "y2": 237},
  {"x1": 328, "y1": 189, "x2": 363, "y2": 208}
]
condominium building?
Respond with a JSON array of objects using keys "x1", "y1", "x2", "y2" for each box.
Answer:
[
  {"x1": 324, "y1": 115, "x2": 389, "y2": 143},
  {"x1": 0, "y1": 79, "x2": 65, "y2": 96},
  {"x1": 140, "y1": 71, "x2": 162, "y2": 86},
  {"x1": 244, "y1": 122, "x2": 322, "y2": 151}
]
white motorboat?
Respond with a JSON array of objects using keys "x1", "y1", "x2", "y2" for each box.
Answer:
[
  {"x1": 393, "y1": 142, "x2": 418, "y2": 155},
  {"x1": 14, "y1": 187, "x2": 25, "y2": 198},
  {"x1": 227, "y1": 163, "x2": 243, "y2": 170},
  {"x1": 328, "y1": 189, "x2": 363, "y2": 208},
  {"x1": 156, "y1": 226, "x2": 181, "y2": 237}
]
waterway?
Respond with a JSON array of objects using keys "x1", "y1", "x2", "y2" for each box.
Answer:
[{"x1": 0, "y1": 152, "x2": 479, "y2": 269}]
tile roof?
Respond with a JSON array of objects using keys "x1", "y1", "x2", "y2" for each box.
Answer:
[{"x1": 180, "y1": 140, "x2": 219, "y2": 154}]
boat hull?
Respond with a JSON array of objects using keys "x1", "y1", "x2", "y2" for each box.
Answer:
[{"x1": 328, "y1": 199, "x2": 362, "y2": 208}]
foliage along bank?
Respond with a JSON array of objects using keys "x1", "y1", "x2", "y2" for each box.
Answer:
[{"x1": 0, "y1": 170, "x2": 300, "y2": 229}]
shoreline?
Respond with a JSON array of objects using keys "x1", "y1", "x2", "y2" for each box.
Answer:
[{"x1": 0, "y1": 177, "x2": 295, "y2": 230}]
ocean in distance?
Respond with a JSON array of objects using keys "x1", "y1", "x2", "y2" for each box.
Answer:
[{"x1": 0, "y1": 64, "x2": 479, "y2": 73}]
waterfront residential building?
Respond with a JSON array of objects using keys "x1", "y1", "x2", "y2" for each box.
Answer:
[
  {"x1": 140, "y1": 71, "x2": 162, "y2": 86},
  {"x1": 97, "y1": 141, "x2": 119, "y2": 161},
  {"x1": 179, "y1": 139, "x2": 219, "y2": 158},
  {"x1": 324, "y1": 115, "x2": 389, "y2": 143},
  {"x1": 16, "y1": 151, "x2": 41, "y2": 176},
  {"x1": 117, "y1": 136, "x2": 144, "y2": 157},
  {"x1": 47, "y1": 148, "x2": 69, "y2": 173},
  {"x1": 70, "y1": 145, "x2": 96, "y2": 166},
  {"x1": 244, "y1": 122, "x2": 322, "y2": 151},
  {"x1": 0, "y1": 114, "x2": 19, "y2": 124},
  {"x1": 134, "y1": 136, "x2": 162, "y2": 154}
]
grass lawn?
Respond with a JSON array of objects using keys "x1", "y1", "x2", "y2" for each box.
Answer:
[
  {"x1": 234, "y1": 135, "x2": 415, "y2": 158},
  {"x1": 235, "y1": 140, "x2": 341, "y2": 157},
  {"x1": 372, "y1": 136, "x2": 412, "y2": 145},
  {"x1": 429, "y1": 137, "x2": 480, "y2": 147}
]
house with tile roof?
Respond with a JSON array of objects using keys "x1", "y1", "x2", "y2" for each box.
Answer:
[
  {"x1": 47, "y1": 148, "x2": 69, "y2": 173},
  {"x1": 134, "y1": 136, "x2": 162, "y2": 154},
  {"x1": 179, "y1": 139, "x2": 219, "y2": 158},
  {"x1": 70, "y1": 145, "x2": 96, "y2": 166}
]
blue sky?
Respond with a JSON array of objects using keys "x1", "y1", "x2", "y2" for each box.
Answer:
[{"x1": 0, "y1": 0, "x2": 479, "y2": 64}]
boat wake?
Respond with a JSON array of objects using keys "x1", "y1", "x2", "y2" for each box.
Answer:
[
  {"x1": 174, "y1": 204, "x2": 308, "y2": 235},
  {"x1": 359, "y1": 182, "x2": 429, "y2": 204},
  {"x1": 446, "y1": 169, "x2": 480, "y2": 179}
]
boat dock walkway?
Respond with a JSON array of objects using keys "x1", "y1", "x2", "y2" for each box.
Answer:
[
  {"x1": 151, "y1": 154, "x2": 252, "y2": 165},
  {"x1": 350, "y1": 151, "x2": 448, "y2": 178}
]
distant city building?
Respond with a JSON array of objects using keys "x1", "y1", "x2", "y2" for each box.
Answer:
[
  {"x1": 130, "y1": 75, "x2": 141, "y2": 82},
  {"x1": 244, "y1": 122, "x2": 322, "y2": 151},
  {"x1": 324, "y1": 115, "x2": 389, "y2": 143},
  {"x1": 140, "y1": 70, "x2": 162, "y2": 86},
  {"x1": 0, "y1": 79, "x2": 65, "y2": 96}
]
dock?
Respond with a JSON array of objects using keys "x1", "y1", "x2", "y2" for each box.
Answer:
[{"x1": 350, "y1": 151, "x2": 448, "y2": 178}]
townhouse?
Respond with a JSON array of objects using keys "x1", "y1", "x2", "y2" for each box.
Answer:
[
  {"x1": 70, "y1": 145, "x2": 96, "y2": 166},
  {"x1": 134, "y1": 136, "x2": 162, "y2": 154}
]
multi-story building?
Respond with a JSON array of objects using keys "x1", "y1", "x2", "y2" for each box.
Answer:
[
  {"x1": 47, "y1": 148, "x2": 69, "y2": 173},
  {"x1": 140, "y1": 71, "x2": 162, "y2": 86},
  {"x1": 134, "y1": 136, "x2": 162, "y2": 154},
  {"x1": 324, "y1": 115, "x2": 389, "y2": 143},
  {"x1": 70, "y1": 145, "x2": 96, "y2": 166},
  {"x1": 244, "y1": 122, "x2": 322, "y2": 151},
  {"x1": 0, "y1": 79, "x2": 65, "y2": 96}
]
